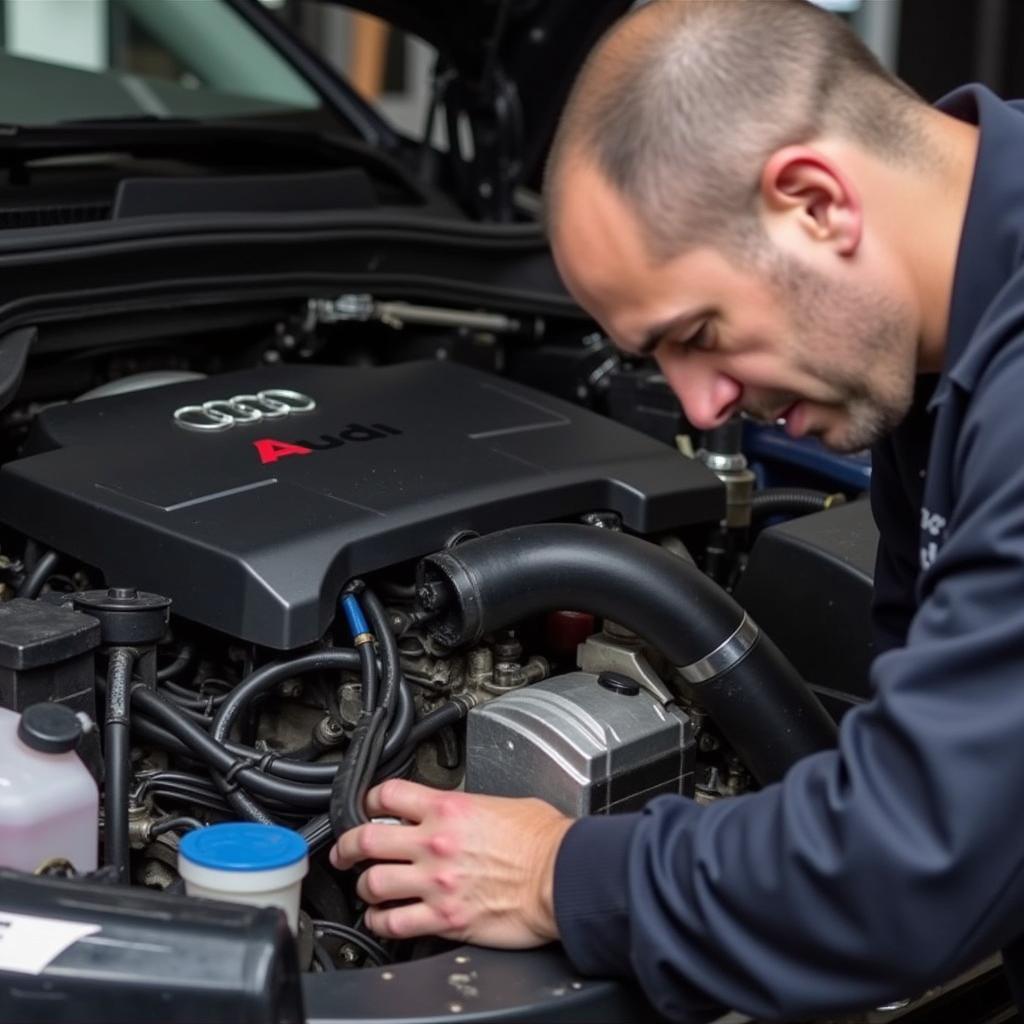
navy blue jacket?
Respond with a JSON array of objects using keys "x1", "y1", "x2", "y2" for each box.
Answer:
[{"x1": 554, "y1": 85, "x2": 1024, "y2": 1021}]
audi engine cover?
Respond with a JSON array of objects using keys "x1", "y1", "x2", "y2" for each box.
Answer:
[{"x1": 0, "y1": 362, "x2": 722, "y2": 649}]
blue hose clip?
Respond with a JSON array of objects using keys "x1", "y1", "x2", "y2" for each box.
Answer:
[{"x1": 341, "y1": 592, "x2": 371, "y2": 642}]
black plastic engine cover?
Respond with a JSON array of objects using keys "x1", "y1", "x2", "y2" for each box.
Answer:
[{"x1": 0, "y1": 362, "x2": 723, "y2": 649}]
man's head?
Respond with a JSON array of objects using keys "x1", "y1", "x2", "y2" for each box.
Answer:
[{"x1": 545, "y1": 0, "x2": 969, "y2": 452}]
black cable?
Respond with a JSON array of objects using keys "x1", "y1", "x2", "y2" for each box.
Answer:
[
  {"x1": 210, "y1": 650, "x2": 366, "y2": 748},
  {"x1": 362, "y1": 588, "x2": 401, "y2": 723},
  {"x1": 311, "y1": 920, "x2": 390, "y2": 966},
  {"x1": 329, "y1": 706, "x2": 387, "y2": 837},
  {"x1": 156, "y1": 642, "x2": 197, "y2": 682},
  {"x1": 131, "y1": 686, "x2": 332, "y2": 819},
  {"x1": 750, "y1": 487, "x2": 844, "y2": 521},
  {"x1": 357, "y1": 641, "x2": 378, "y2": 714},
  {"x1": 160, "y1": 679, "x2": 229, "y2": 708},
  {"x1": 150, "y1": 816, "x2": 204, "y2": 837},
  {"x1": 104, "y1": 648, "x2": 137, "y2": 885},
  {"x1": 379, "y1": 678, "x2": 415, "y2": 764},
  {"x1": 376, "y1": 700, "x2": 467, "y2": 780},
  {"x1": 15, "y1": 549, "x2": 60, "y2": 599},
  {"x1": 147, "y1": 787, "x2": 231, "y2": 816},
  {"x1": 311, "y1": 940, "x2": 336, "y2": 972},
  {"x1": 163, "y1": 700, "x2": 213, "y2": 727}
]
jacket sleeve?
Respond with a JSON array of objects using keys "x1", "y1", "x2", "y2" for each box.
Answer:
[{"x1": 554, "y1": 361, "x2": 1024, "y2": 1022}]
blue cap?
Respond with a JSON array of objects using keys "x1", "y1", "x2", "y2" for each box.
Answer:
[{"x1": 179, "y1": 823, "x2": 307, "y2": 872}]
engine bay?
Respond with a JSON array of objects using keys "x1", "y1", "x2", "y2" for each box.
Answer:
[{"x1": 0, "y1": 311, "x2": 907, "y2": 1023}]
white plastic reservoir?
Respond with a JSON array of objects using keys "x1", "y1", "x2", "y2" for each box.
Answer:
[
  {"x1": 0, "y1": 704, "x2": 98, "y2": 873},
  {"x1": 178, "y1": 822, "x2": 308, "y2": 934}
]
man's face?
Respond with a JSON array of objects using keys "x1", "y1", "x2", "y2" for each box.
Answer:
[{"x1": 549, "y1": 159, "x2": 918, "y2": 453}]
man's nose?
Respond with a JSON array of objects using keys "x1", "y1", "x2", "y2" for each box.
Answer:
[{"x1": 658, "y1": 360, "x2": 742, "y2": 431}]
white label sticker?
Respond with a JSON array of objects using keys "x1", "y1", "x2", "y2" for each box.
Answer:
[{"x1": 0, "y1": 911, "x2": 100, "y2": 975}]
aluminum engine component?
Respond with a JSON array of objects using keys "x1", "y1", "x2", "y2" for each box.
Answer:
[{"x1": 464, "y1": 671, "x2": 694, "y2": 817}]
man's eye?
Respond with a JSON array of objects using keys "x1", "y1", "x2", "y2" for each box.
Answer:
[{"x1": 680, "y1": 322, "x2": 713, "y2": 352}]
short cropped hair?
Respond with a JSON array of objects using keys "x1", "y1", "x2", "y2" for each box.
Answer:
[{"x1": 545, "y1": 0, "x2": 928, "y2": 260}]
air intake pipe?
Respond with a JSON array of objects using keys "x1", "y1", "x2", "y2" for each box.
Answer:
[{"x1": 416, "y1": 524, "x2": 836, "y2": 786}]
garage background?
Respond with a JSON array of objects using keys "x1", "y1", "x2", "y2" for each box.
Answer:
[{"x1": 1, "y1": 0, "x2": 1022, "y2": 141}]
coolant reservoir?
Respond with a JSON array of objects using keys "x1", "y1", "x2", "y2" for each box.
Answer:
[{"x1": 0, "y1": 704, "x2": 98, "y2": 873}]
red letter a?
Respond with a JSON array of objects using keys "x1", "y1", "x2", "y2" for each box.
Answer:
[{"x1": 253, "y1": 439, "x2": 313, "y2": 465}]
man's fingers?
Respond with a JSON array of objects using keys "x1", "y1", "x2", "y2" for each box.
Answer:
[
  {"x1": 364, "y1": 900, "x2": 461, "y2": 942},
  {"x1": 356, "y1": 862, "x2": 425, "y2": 905},
  {"x1": 330, "y1": 821, "x2": 420, "y2": 870},
  {"x1": 364, "y1": 778, "x2": 438, "y2": 821}
]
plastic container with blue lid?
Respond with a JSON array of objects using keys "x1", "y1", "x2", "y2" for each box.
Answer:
[{"x1": 178, "y1": 823, "x2": 308, "y2": 933}]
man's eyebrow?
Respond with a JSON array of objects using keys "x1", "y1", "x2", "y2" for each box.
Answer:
[{"x1": 634, "y1": 311, "x2": 708, "y2": 357}]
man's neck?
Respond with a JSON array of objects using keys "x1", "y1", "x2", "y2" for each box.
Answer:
[{"x1": 904, "y1": 111, "x2": 981, "y2": 374}]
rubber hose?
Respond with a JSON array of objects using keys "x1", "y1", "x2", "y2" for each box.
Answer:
[
  {"x1": 131, "y1": 686, "x2": 331, "y2": 813},
  {"x1": 16, "y1": 549, "x2": 60, "y2": 599},
  {"x1": 211, "y1": 650, "x2": 369, "y2": 745},
  {"x1": 329, "y1": 706, "x2": 387, "y2": 837},
  {"x1": 133, "y1": 679, "x2": 415, "y2": 788},
  {"x1": 156, "y1": 642, "x2": 197, "y2": 682},
  {"x1": 104, "y1": 648, "x2": 136, "y2": 884},
  {"x1": 211, "y1": 649, "x2": 415, "y2": 781},
  {"x1": 417, "y1": 524, "x2": 836, "y2": 785},
  {"x1": 361, "y1": 588, "x2": 400, "y2": 720},
  {"x1": 357, "y1": 641, "x2": 378, "y2": 714},
  {"x1": 376, "y1": 699, "x2": 465, "y2": 779},
  {"x1": 751, "y1": 488, "x2": 844, "y2": 520}
]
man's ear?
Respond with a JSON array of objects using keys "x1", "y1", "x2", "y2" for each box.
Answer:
[{"x1": 760, "y1": 146, "x2": 862, "y2": 257}]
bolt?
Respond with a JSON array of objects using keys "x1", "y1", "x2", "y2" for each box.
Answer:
[
  {"x1": 108, "y1": 587, "x2": 138, "y2": 600},
  {"x1": 698, "y1": 732, "x2": 721, "y2": 753},
  {"x1": 381, "y1": 971, "x2": 395, "y2": 981},
  {"x1": 449, "y1": 1004, "x2": 463, "y2": 1014},
  {"x1": 454, "y1": 955, "x2": 471, "y2": 965}
]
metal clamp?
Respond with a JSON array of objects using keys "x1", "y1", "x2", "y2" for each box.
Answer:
[{"x1": 676, "y1": 613, "x2": 759, "y2": 684}]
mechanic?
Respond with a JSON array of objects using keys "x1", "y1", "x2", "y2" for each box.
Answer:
[{"x1": 331, "y1": 1, "x2": 1024, "y2": 1019}]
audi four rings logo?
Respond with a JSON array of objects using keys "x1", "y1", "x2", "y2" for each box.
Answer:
[{"x1": 173, "y1": 389, "x2": 316, "y2": 432}]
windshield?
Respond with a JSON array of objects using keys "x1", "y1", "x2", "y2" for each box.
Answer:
[{"x1": 0, "y1": 0, "x2": 325, "y2": 125}]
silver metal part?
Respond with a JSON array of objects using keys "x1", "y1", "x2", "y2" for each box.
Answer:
[
  {"x1": 464, "y1": 671, "x2": 694, "y2": 817},
  {"x1": 676, "y1": 613, "x2": 759, "y2": 685},
  {"x1": 311, "y1": 294, "x2": 522, "y2": 334},
  {"x1": 697, "y1": 447, "x2": 756, "y2": 529},
  {"x1": 576, "y1": 631, "x2": 674, "y2": 705}
]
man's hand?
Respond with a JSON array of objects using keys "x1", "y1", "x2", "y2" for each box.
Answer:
[{"x1": 329, "y1": 779, "x2": 574, "y2": 948}]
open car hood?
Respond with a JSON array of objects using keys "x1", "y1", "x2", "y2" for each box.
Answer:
[{"x1": 319, "y1": 0, "x2": 632, "y2": 195}]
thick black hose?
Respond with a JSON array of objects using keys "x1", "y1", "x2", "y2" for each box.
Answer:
[
  {"x1": 417, "y1": 524, "x2": 836, "y2": 785},
  {"x1": 357, "y1": 641, "x2": 378, "y2": 714},
  {"x1": 131, "y1": 686, "x2": 331, "y2": 812},
  {"x1": 211, "y1": 648, "x2": 415, "y2": 781},
  {"x1": 133, "y1": 681, "x2": 415, "y2": 789},
  {"x1": 376, "y1": 700, "x2": 466, "y2": 779},
  {"x1": 379, "y1": 678, "x2": 415, "y2": 763},
  {"x1": 362, "y1": 589, "x2": 400, "y2": 719},
  {"x1": 211, "y1": 650, "x2": 365, "y2": 746},
  {"x1": 751, "y1": 487, "x2": 844, "y2": 521},
  {"x1": 329, "y1": 707, "x2": 387, "y2": 837},
  {"x1": 16, "y1": 549, "x2": 60, "y2": 599},
  {"x1": 104, "y1": 648, "x2": 137, "y2": 885}
]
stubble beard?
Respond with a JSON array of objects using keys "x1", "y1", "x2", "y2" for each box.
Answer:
[{"x1": 770, "y1": 253, "x2": 918, "y2": 454}]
